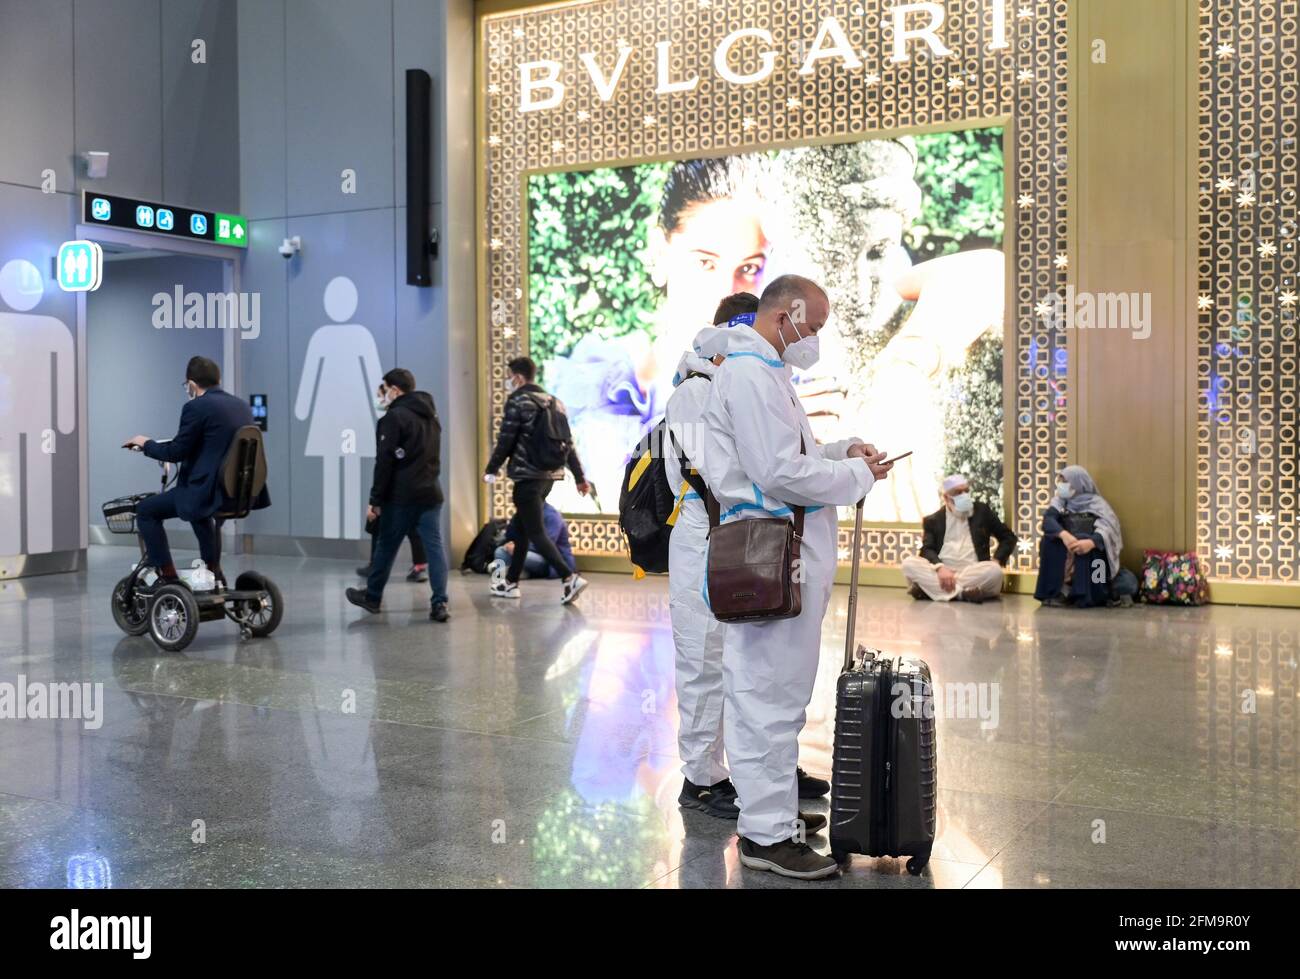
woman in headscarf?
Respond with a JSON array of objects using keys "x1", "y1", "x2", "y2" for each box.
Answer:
[{"x1": 1034, "y1": 465, "x2": 1123, "y2": 608}]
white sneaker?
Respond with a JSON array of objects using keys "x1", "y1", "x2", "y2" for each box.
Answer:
[
  {"x1": 489, "y1": 579, "x2": 520, "y2": 599},
  {"x1": 487, "y1": 559, "x2": 506, "y2": 585},
  {"x1": 561, "y1": 574, "x2": 589, "y2": 605}
]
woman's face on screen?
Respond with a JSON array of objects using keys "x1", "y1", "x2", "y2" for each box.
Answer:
[{"x1": 657, "y1": 195, "x2": 768, "y2": 326}]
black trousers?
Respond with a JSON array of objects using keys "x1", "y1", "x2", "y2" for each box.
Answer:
[
  {"x1": 136, "y1": 489, "x2": 221, "y2": 572},
  {"x1": 507, "y1": 479, "x2": 572, "y2": 583}
]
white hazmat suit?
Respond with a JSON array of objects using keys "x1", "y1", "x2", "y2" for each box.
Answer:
[
  {"x1": 699, "y1": 324, "x2": 876, "y2": 846},
  {"x1": 664, "y1": 334, "x2": 729, "y2": 787}
]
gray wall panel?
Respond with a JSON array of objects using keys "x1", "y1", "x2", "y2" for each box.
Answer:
[
  {"x1": 73, "y1": 0, "x2": 163, "y2": 202},
  {"x1": 237, "y1": 218, "x2": 290, "y2": 535},
  {"x1": 393, "y1": 0, "x2": 439, "y2": 210},
  {"x1": 286, "y1": 207, "x2": 395, "y2": 539},
  {"x1": 236, "y1": 0, "x2": 286, "y2": 220},
  {"x1": 285, "y1": 0, "x2": 394, "y2": 216},
  {"x1": 162, "y1": 0, "x2": 240, "y2": 213},
  {"x1": 0, "y1": 185, "x2": 80, "y2": 559},
  {"x1": 86, "y1": 255, "x2": 225, "y2": 524},
  {"x1": 0, "y1": 0, "x2": 74, "y2": 191}
]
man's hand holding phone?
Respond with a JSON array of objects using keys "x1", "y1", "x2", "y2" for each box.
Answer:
[{"x1": 849, "y1": 441, "x2": 903, "y2": 481}]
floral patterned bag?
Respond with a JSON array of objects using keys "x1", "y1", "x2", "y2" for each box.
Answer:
[{"x1": 1140, "y1": 550, "x2": 1210, "y2": 606}]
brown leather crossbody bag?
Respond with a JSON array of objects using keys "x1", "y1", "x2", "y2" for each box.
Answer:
[{"x1": 704, "y1": 435, "x2": 806, "y2": 623}]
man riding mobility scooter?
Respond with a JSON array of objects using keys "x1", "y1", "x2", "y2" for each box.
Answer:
[{"x1": 106, "y1": 423, "x2": 282, "y2": 654}]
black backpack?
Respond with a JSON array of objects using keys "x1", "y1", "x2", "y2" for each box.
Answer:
[
  {"x1": 460, "y1": 518, "x2": 508, "y2": 573},
  {"x1": 618, "y1": 373, "x2": 711, "y2": 576},
  {"x1": 527, "y1": 394, "x2": 574, "y2": 471}
]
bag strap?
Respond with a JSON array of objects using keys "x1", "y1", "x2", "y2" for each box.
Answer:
[
  {"x1": 667, "y1": 428, "x2": 709, "y2": 501},
  {"x1": 705, "y1": 429, "x2": 807, "y2": 533}
]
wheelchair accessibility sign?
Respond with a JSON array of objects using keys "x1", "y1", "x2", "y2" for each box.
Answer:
[{"x1": 56, "y1": 240, "x2": 104, "y2": 293}]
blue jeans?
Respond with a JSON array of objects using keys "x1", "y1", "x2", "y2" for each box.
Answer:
[
  {"x1": 494, "y1": 544, "x2": 551, "y2": 579},
  {"x1": 367, "y1": 503, "x2": 448, "y2": 607}
]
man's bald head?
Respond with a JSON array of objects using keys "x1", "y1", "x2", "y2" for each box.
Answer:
[{"x1": 754, "y1": 274, "x2": 831, "y2": 355}]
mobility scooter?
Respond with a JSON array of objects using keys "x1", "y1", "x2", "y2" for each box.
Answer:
[{"x1": 105, "y1": 425, "x2": 282, "y2": 653}]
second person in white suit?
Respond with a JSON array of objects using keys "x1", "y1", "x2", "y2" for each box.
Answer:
[{"x1": 699, "y1": 275, "x2": 894, "y2": 880}]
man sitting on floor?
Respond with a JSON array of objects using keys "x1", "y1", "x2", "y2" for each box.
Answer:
[{"x1": 901, "y1": 474, "x2": 1017, "y2": 603}]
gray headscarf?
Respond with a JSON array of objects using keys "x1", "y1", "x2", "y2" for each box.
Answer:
[{"x1": 1052, "y1": 465, "x2": 1123, "y2": 576}]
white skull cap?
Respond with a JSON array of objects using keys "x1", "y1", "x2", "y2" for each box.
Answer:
[{"x1": 941, "y1": 474, "x2": 968, "y2": 493}]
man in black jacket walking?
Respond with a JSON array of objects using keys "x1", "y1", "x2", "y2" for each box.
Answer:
[
  {"x1": 902, "y1": 474, "x2": 1018, "y2": 602},
  {"x1": 485, "y1": 356, "x2": 591, "y2": 604},
  {"x1": 346, "y1": 369, "x2": 450, "y2": 621}
]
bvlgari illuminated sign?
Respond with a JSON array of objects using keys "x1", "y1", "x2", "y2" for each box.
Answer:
[{"x1": 517, "y1": 4, "x2": 1007, "y2": 112}]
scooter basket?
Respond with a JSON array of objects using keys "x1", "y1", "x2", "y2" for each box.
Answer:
[{"x1": 102, "y1": 493, "x2": 154, "y2": 534}]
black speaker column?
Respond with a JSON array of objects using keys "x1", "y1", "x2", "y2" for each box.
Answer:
[{"x1": 405, "y1": 68, "x2": 434, "y2": 286}]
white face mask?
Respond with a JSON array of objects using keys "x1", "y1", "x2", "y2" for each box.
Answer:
[
  {"x1": 778, "y1": 314, "x2": 820, "y2": 370},
  {"x1": 1056, "y1": 482, "x2": 1074, "y2": 500},
  {"x1": 951, "y1": 492, "x2": 973, "y2": 514},
  {"x1": 505, "y1": 377, "x2": 518, "y2": 395}
]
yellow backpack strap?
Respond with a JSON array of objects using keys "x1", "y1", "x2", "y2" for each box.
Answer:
[
  {"x1": 666, "y1": 480, "x2": 691, "y2": 527},
  {"x1": 627, "y1": 449, "x2": 652, "y2": 491}
]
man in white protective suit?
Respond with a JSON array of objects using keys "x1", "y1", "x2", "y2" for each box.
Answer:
[
  {"x1": 667, "y1": 292, "x2": 837, "y2": 822},
  {"x1": 699, "y1": 274, "x2": 893, "y2": 880}
]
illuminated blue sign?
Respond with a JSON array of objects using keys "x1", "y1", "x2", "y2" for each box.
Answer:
[
  {"x1": 156, "y1": 208, "x2": 174, "y2": 231},
  {"x1": 56, "y1": 240, "x2": 103, "y2": 292},
  {"x1": 90, "y1": 197, "x2": 111, "y2": 221},
  {"x1": 135, "y1": 205, "x2": 154, "y2": 228},
  {"x1": 190, "y1": 214, "x2": 207, "y2": 235}
]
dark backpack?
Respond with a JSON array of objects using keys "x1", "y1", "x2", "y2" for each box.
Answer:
[
  {"x1": 460, "y1": 518, "x2": 508, "y2": 573},
  {"x1": 618, "y1": 373, "x2": 712, "y2": 576},
  {"x1": 527, "y1": 394, "x2": 573, "y2": 471}
]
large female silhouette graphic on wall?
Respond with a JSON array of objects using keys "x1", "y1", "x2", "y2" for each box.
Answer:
[{"x1": 294, "y1": 276, "x2": 383, "y2": 539}]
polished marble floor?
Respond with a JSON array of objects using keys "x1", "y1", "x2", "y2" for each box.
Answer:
[{"x1": 0, "y1": 544, "x2": 1297, "y2": 888}]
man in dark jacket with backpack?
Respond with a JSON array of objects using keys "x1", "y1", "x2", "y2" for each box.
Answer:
[
  {"x1": 484, "y1": 356, "x2": 591, "y2": 604},
  {"x1": 346, "y1": 369, "x2": 450, "y2": 622}
]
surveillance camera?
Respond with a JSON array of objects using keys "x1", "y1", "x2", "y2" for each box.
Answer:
[{"x1": 278, "y1": 236, "x2": 301, "y2": 259}]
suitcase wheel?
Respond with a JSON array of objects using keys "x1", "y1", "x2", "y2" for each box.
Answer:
[{"x1": 906, "y1": 851, "x2": 931, "y2": 876}]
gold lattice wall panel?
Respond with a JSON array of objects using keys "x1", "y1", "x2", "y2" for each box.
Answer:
[
  {"x1": 1197, "y1": 0, "x2": 1300, "y2": 583},
  {"x1": 480, "y1": 0, "x2": 1071, "y2": 565}
]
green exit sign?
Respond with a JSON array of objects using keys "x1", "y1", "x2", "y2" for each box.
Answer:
[{"x1": 214, "y1": 213, "x2": 248, "y2": 247}]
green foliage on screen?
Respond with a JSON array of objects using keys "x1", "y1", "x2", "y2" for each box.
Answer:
[
  {"x1": 527, "y1": 163, "x2": 670, "y2": 373},
  {"x1": 906, "y1": 128, "x2": 1005, "y2": 262}
]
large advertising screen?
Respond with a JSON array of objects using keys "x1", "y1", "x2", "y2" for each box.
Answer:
[{"x1": 527, "y1": 125, "x2": 1006, "y2": 524}]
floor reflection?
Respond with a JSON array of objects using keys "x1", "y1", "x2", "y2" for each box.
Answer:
[{"x1": 0, "y1": 546, "x2": 1295, "y2": 887}]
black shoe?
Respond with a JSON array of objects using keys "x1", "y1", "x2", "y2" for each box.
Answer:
[
  {"x1": 737, "y1": 836, "x2": 838, "y2": 880},
  {"x1": 908, "y1": 582, "x2": 931, "y2": 601},
  {"x1": 345, "y1": 587, "x2": 381, "y2": 614},
  {"x1": 407, "y1": 566, "x2": 429, "y2": 583},
  {"x1": 356, "y1": 565, "x2": 372, "y2": 577},
  {"x1": 678, "y1": 778, "x2": 740, "y2": 819},
  {"x1": 797, "y1": 767, "x2": 830, "y2": 799},
  {"x1": 797, "y1": 811, "x2": 827, "y2": 835},
  {"x1": 429, "y1": 602, "x2": 449, "y2": 622}
]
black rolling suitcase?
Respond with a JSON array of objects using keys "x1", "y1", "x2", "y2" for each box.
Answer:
[{"x1": 829, "y1": 499, "x2": 937, "y2": 875}]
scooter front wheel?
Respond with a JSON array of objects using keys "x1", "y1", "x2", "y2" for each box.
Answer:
[
  {"x1": 111, "y1": 577, "x2": 150, "y2": 636},
  {"x1": 148, "y1": 584, "x2": 199, "y2": 652}
]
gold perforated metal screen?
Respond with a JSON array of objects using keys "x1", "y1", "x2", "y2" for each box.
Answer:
[
  {"x1": 479, "y1": 0, "x2": 1070, "y2": 569},
  {"x1": 1197, "y1": 0, "x2": 1300, "y2": 583}
]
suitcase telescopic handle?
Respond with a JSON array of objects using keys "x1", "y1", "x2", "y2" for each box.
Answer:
[{"x1": 843, "y1": 497, "x2": 865, "y2": 672}]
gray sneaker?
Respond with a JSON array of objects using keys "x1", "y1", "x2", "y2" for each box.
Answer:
[{"x1": 737, "y1": 837, "x2": 839, "y2": 880}]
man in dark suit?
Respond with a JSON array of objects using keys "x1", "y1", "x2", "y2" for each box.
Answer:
[
  {"x1": 123, "y1": 356, "x2": 268, "y2": 585},
  {"x1": 902, "y1": 474, "x2": 1017, "y2": 602}
]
